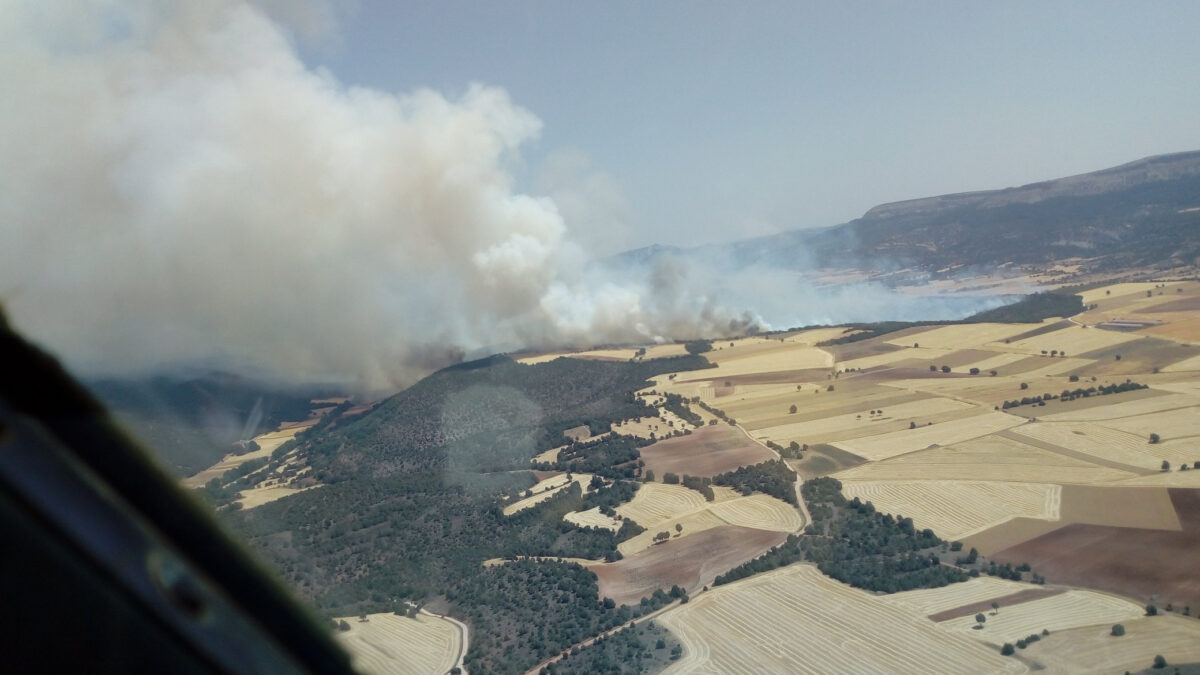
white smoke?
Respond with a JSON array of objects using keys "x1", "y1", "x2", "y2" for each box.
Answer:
[
  {"x1": 0, "y1": 2, "x2": 1004, "y2": 392},
  {"x1": 0, "y1": 1, "x2": 761, "y2": 389}
]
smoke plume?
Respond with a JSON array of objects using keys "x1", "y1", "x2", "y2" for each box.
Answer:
[{"x1": 0, "y1": 2, "x2": 1003, "y2": 391}]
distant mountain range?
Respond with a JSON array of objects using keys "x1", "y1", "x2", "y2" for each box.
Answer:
[{"x1": 620, "y1": 150, "x2": 1200, "y2": 279}]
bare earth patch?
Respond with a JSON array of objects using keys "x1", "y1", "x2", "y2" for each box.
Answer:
[
  {"x1": 592, "y1": 526, "x2": 788, "y2": 606},
  {"x1": 990, "y1": 488, "x2": 1200, "y2": 609},
  {"x1": 639, "y1": 424, "x2": 775, "y2": 478}
]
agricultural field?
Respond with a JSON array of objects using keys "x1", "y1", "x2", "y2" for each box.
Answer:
[
  {"x1": 593, "y1": 526, "x2": 788, "y2": 606},
  {"x1": 334, "y1": 612, "x2": 463, "y2": 675},
  {"x1": 673, "y1": 340, "x2": 832, "y2": 383},
  {"x1": 832, "y1": 410, "x2": 1022, "y2": 461},
  {"x1": 502, "y1": 473, "x2": 593, "y2": 515},
  {"x1": 706, "y1": 493, "x2": 805, "y2": 531},
  {"x1": 1008, "y1": 421, "x2": 1195, "y2": 471},
  {"x1": 515, "y1": 343, "x2": 690, "y2": 364},
  {"x1": 990, "y1": 324, "x2": 1142, "y2": 357},
  {"x1": 617, "y1": 509, "x2": 728, "y2": 556},
  {"x1": 748, "y1": 395, "x2": 975, "y2": 446},
  {"x1": 657, "y1": 564, "x2": 1022, "y2": 674},
  {"x1": 937, "y1": 590, "x2": 1145, "y2": 645},
  {"x1": 639, "y1": 424, "x2": 775, "y2": 478},
  {"x1": 563, "y1": 506, "x2": 622, "y2": 531},
  {"x1": 182, "y1": 422, "x2": 313, "y2": 488},
  {"x1": 614, "y1": 481, "x2": 802, "y2": 555},
  {"x1": 1015, "y1": 615, "x2": 1200, "y2": 674},
  {"x1": 839, "y1": 480, "x2": 1061, "y2": 540},
  {"x1": 880, "y1": 576, "x2": 1036, "y2": 616},
  {"x1": 834, "y1": 435, "x2": 1137, "y2": 485},
  {"x1": 614, "y1": 482, "x2": 709, "y2": 527},
  {"x1": 887, "y1": 322, "x2": 1042, "y2": 350}
]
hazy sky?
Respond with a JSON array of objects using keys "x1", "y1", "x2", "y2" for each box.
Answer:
[{"x1": 296, "y1": 0, "x2": 1200, "y2": 251}]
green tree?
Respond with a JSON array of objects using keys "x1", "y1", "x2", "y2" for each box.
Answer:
[
  {"x1": 1146, "y1": 604, "x2": 1158, "y2": 616},
  {"x1": 991, "y1": 601, "x2": 1000, "y2": 614},
  {"x1": 789, "y1": 404, "x2": 798, "y2": 414},
  {"x1": 976, "y1": 613, "x2": 986, "y2": 627},
  {"x1": 1161, "y1": 460, "x2": 1170, "y2": 471},
  {"x1": 1000, "y1": 643, "x2": 1015, "y2": 656},
  {"x1": 1150, "y1": 433, "x2": 1161, "y2": 444},
  {"x1": 1111, "y1": 624, "x2": 1125, "y2": 636},
  {"x1": 1153, "y1": 654, "x2": 1167, "y2": 669}
]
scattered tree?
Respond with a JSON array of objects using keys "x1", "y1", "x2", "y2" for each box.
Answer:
[
  {"x1": 1150, "y1": 433, "x2": 1161, "y2": 444},
  {"x1": 975, "y1": 613, "x2": 987, "y2": 627},
  {"x1": 1111, "y1": 624, "x2": 1125, "y2": 636},
  {"x1": 1153, "y1": 654, "x2": 1167, "y2": 669},
  {"x1": 1000, "y1": 643, "x2": 1015, "y2": 656},
  {"x1": 1161, "y1": 460, "x2": 1171, "y2": 472},
  {"x1": 789, "y1": 404, "x2": 798, "y2": 414},
  {"x1": 941, "y1": 365, "x2": 951, "y2": 373},
  {"x1": 1146, "y1": 604, "x2": 1158, "y2": 616}
]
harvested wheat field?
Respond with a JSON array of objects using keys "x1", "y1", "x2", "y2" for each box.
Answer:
[
  {"x1": 836, "y1": 346, "x2": 950, "y2": 371},
  {"x1": 993, "y1": 324, "x2": 1142, "y2": 357},
  {"x1": 1008, "y1": 422, "x2": 1190, "y2": 471},
  {"x1": 954, "y1": 351, "x2": 1034, "y2": 374},
  {"x1": 674, "y1": 342, "x2": 832, "y2": 383},
  {"x1": 593, "y1": 526, "x2": 787, "y2": 606},
  {"x1": 1078, "y1": 282, "x2": 1171, "y2": 305},
  {"x1": 183, "y1": 423, "x2": 311, "y2": 488},
  {"x1": 888, "y1": 322, "x2": 1042, "y2": 350},
  {"x1": 880, "y1": 576, "x2": 1034, "y2": 616},
  {"x1": 938, "y1": 590, "x2": 1144, "y2": 645},
  {"x1": 334, "y1": 612, "x2": 463, "y2": 675},
  {"x1": 516, "y1": 343, "x2": 690, "y2": 364},
  {"x1": 657, "y1": 564, "x2": 1022, "y2": 675},
  {"x1": 639, "y1": 424, "x2": 775, "y2": 479},
  {"x1": 706, "y1": 493, "x2": 804, "y2": 531},
  {"x1": 563, "y1": 506, "x2": 622, "y2": 531},
  {"x1": 236, "y1": 484, "x2": 316, "y2": 509},
  {"x1": 840, "y1": 480, "x2": 1061, "y2": 540},
  {"x1": 834, "y1": 435, "x2": 1136, "y2": 485},
  {"x1": 617, "y1": 509, "x2": 728, "y2": 556},
  {"x1": 833, "y1": 411, "x2": 1023, "y2": 461},
  {"x1": 502, "y1": 473, "x2": 593, "y2": 515},
  {"x1": 1014, "y1": 614, "x2": 1200, "y2": 674},
  {"x1": 990, "y1": 489, "x2": 1200, "y2": 609},
  {"x1": 614, "y1": 482, "x2": 708, "y2": 527},
  {"x1": 1037, "y1": 392, "x2": 1199, "y2": 422},
  {"x1": 750, "y1": 396, "x2": 975, "y2": 446}
]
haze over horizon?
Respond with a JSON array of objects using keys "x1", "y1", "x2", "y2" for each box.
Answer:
[{"x1": 3, "y1": 1, "x2": 1198, "y2": 389}]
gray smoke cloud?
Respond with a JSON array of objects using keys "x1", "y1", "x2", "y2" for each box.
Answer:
[{"x1": 0, "y1": 2, "x2": 1004, "y2": 392}]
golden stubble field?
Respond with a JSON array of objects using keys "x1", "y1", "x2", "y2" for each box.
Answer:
[
  {"x1": 496, "y1": 280, "x2": 1200, "y2": 670},
  {"x1": 334, "y1": 612, "x2": 464, "y2": 675}
]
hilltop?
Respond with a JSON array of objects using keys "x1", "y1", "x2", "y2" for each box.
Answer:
[{"x1": 620, "y1": 150, "x2": 1200, "y2": 281}]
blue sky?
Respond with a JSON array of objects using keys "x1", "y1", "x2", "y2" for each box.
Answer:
[{"x1": 295, "y1": 1, "x2": 1200, "y2": 250}]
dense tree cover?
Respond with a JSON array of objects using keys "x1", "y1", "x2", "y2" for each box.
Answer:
[
  {"x1": 711, "y1": 460, "x2": 798, "y2": 506},
  {"x1": 542, "y1": 620, "x2": 680, "y2": 674},
  {"x1": 452, "y1": 561, "x2": 676, "y2": 675},
  {"x1": 661, "y1": 393, "x2": 703, "y2": 426},
  {"x1": 291, "y1": 354, "x2": 711, "y2": 482},
  {"x1": 965, "y1": 292, "x2": 1083, "y2": 323},
  {"x1": 221, "y1": 355, "x2": 709, "y2": 669},
  {"x1": 680, "y1": 475, "x2": 715, "y2": 501},
  {"x1": 714, "y1": 478, "x2": 967, "y2": 592},
  {"x1": 684, "y1": 339, "x2": 713, "y2": 355},
  {"x1": 549, "y1": 435, "x2": 647, "y2": 478}
]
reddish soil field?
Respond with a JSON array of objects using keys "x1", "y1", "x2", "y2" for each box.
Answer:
[
  {"x1": 639, "y1": 425, "x2": 775, "y2": 479},
  {"x1": 926, "y1": 588, "x2": 1065, "y2": 622},
  {"x1": 991, "y1": 489, "x2": 1200, "y2": 609},
  {"x1": 591, "y1": 526, "x2": 788, "y2": 606}
]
